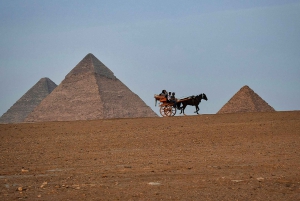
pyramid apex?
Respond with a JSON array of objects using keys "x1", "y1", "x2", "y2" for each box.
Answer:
[
  {"x1": 39, "y1": 77, "x2": 55, "y2": 82},
  {"x1": 40, "y1": 77, "x2": 51, "y2": 81},
  {"x1": 66, "y1": 53, "x2": 116, "y2": 79},
  {"x1": 83, "y1": 53, "x2": 95, "y2": 58},
  {"x1": 240, "y1": 85, "x2": 252, "y2": 91}
]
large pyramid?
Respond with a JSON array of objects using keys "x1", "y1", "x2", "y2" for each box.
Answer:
[
  {"x1": 0, "y1": 78, "x2": 57, "y2": 123},
  {"x1": 25, "y1": 53, "x2": 157, "y2": 122},
  {"x1": 217, "y1": 85, "x2": 275, "y2": 114}
]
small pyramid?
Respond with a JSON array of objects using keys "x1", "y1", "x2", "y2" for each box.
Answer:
[
  {"x1": 25, "y1": 53, "x2": 157, "y2": 122},
  {"x1": 217, "y1": 85, "x2": 275, "y2": 114},
  {"x1": 0, "y1": 78, "x2": 57, "y2": 123}
]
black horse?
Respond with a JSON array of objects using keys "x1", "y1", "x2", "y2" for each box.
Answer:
[{"x1": 176, "y1": 93, "x2": 208, "y2": 115}]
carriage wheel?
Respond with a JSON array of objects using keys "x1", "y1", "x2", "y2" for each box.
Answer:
[{"x1": 160, "y1": 105, "x2": 176, "y2": 117}]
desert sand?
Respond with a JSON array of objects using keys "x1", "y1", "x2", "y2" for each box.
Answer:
[{"x1": 1, "y1": 111, "x2": 299, "y2": 200}]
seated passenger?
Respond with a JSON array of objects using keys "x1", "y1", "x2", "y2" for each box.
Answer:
[
  {"x1": 159, "y1": 89, "x2": 168, "y2": 97},
  {"x1": 167, "y1": 92, "x2": 172, "y2": 102},
  {"x1": 170, "y1": 92, "x2": 177, "y2": 107}
]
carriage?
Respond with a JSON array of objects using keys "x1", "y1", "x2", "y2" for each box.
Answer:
[
  {"x1": 154, "y1": 93, "x2": 208, "y2": 117},
  {"x1": 154, "y1": 94, "x2": 190, "y2": 117},
  {"x1": 154, "y1": 94, "x2": 177, "y2": 117}
]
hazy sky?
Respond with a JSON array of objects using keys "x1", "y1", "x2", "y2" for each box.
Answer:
[{"x1": 1, "y1": 0, "x2": 300, "y2": 116}]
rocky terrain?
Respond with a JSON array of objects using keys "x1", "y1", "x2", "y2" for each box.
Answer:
[{"x1": 0, "y1": 111, "x2": 299, "y2": 200}]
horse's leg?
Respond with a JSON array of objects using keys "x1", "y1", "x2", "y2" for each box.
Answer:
[
  {"x1": 194, "y1": 105, "x2": 199, "y2": 114},
  {"x1": 180, "y1": 103, "x2": 186, "y2": 114},
  {"x1": 182, "y1": 105, "x2": 187, "y2": 115},
  {"x1": 178, "y1": 103, "x2": 183, "y2": 114},
  {"x1": 176, "y1": 102, "x2": 182, "y2": 110}
]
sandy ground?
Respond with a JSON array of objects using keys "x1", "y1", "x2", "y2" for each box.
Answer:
[{"x1": 0, "y1": 111, "x2": 300, "y2": 200}]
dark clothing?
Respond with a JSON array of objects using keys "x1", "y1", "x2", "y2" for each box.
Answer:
[
  {"x1": 170, "y1": 95, "x2": 177, "y2": 107},
  {"x1": 159, "y1": 90, "x2": 168, "y2": 97}
]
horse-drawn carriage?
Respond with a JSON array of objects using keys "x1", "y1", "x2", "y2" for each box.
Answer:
[{"x1": 154, "y1": 93, "x2": 208, "y2": 117}]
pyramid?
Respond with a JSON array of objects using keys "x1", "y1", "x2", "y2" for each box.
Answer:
[
  {"x1": 217, "y1": 85, "x2": 275, "y2": 114},
  {"x1": 0, "y1": 78, "x2": 57, "y2": 123},
  {"x1": 25, "y1": 53, "x2": 157, "y2": 122}
]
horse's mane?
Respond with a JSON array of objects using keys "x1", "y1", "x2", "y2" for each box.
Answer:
[
  {"x1": 186, "y1": 95, "x2": 199, "y2": 99},
  {"x1": 179, "y1": 95, "x2": 194, "y2": 100},
  {"x1": 178, "y1": 94, "x2": 204, "y2": 101}
]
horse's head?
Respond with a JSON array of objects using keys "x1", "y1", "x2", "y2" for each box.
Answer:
[{"x1": 201, "y1": 93, "x2": 208, "y2": 101}]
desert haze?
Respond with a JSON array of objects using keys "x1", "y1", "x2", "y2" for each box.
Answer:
[{"x1": 1, "y1": 111, "x2": 300, "y2": 200}]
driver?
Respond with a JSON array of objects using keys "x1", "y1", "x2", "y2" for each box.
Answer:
[{"x1": 170, "y1": 92, "x2": 177, "y2": 107}]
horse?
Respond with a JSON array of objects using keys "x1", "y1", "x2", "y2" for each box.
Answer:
[{"x1": 176, "y1": 93, "x2": 208, "y2": 115}]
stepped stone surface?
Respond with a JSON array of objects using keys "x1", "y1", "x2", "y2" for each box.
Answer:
[
  {"x1": 25, "y1": 53, "x2": 157, "y2": 122},
  {"x1": 0, "y1": 78, "x2": 57, "y2": 123},
  {"x1": 217, "y1": 85, "x2": 275, "y2": 114}
]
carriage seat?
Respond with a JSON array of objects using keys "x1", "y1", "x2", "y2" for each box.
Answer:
[{"x1": 154, "y1": 94, "x2": 167, "y2": 102}]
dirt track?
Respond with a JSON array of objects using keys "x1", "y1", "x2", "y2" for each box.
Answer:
[{"x1": 1, "y1": 111, "x2": 300, "y2": 200}]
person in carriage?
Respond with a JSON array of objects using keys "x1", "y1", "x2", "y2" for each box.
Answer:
[
  {"x1": 159, "y1": 89, "x2": 168, "y2": 97},
  {"x1": 169, "y1": 92, "x2": 177, "y2": 108},
  {"x1": 167, "y1": 92, "x2": 172, "y2": 102}
]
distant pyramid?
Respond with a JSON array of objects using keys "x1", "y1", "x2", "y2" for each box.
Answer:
[
  {"x1": 217, "y1": 85, "x2": 275, "y2": 114},
  {"x1": 0, "y1": 78, "x2": 57, "y2": 123},
  {"x1": 25, "y1": 53, "x2": 157, "y2": 122}
]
